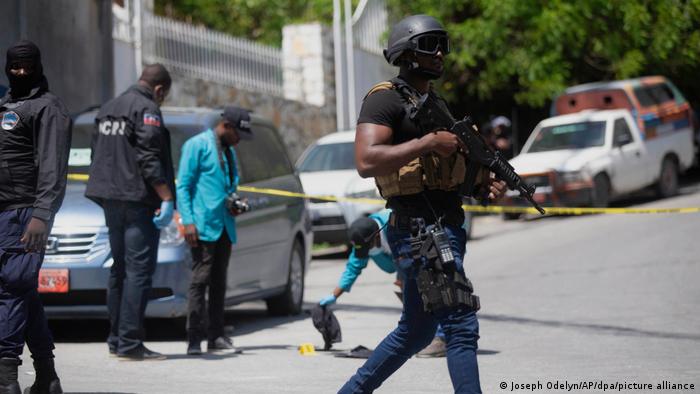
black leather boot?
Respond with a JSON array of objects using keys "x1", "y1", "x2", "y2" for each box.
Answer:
[
  {"x1": 0, "y1": 358, "x2": 21, "y2": 394},
  {"x1": 23, "y1": 358, "x2": 62, "y2": 394}
]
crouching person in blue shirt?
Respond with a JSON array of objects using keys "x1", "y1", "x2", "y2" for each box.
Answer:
[
  {"x1": 318, "y1": 208, "x2": 449, "y2": 358},
  {"x1": 176, "y1": 107, "x2": 252, "y2": 356}
]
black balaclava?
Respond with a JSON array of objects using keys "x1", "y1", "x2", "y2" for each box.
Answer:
[{"x1": 5, "y1": 40, "x2": 44, "y2": 98}]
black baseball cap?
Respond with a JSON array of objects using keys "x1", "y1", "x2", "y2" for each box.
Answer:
[
  {"x1": 222, "y1": 106, "x2": 253, "y2": 139},
  {"x1": 348, "y1": 217, "x2": 380, "y2": 258}
]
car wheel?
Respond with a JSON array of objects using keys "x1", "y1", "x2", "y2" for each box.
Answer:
[
  {"x1": 592, "y1": 174, "x2": 610, "y2": 208},
  {"x1": 656, "y1": 157, "x2": 679, "y2": 198},
  {"x1": 266, "y1": 241, "x2": 304, "y2": 316}
]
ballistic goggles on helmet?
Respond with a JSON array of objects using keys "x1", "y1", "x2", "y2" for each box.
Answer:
[{"x1": 411, "y1": 33, "x2": 450, "y2": 56}]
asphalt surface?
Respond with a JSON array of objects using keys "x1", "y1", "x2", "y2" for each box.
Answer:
[{"x1": 16, "y1": 174, "x2": 700, "y2": 393}]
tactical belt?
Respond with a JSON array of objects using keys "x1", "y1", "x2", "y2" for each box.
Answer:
[{"x1": 389, "y1": 211, "x2": 463, "y2": 231}]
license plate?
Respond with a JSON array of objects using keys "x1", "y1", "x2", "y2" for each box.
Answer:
[{"x1": 38, "y1": 269, "x2": 69, "y2": 293}]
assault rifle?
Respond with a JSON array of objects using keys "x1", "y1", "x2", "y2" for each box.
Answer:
[{"x1": 411, "y1": 91, "x2": 545, "y2": 215}]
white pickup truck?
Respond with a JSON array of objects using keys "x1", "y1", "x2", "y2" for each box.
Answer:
[{"x1": 504, "y1": 109, "x2": 694, "y2": 213}]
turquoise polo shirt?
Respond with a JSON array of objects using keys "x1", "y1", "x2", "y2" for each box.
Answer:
[
  {"x1": 176, "y1": 129, "x2": 238, "y2": 243},
  {"x1": 338, "y1": 209, "x2": 395, "y2": 292}
]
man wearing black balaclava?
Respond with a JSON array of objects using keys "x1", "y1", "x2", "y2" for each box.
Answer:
[{"x1": 0, "y1": 40, "x2": 71, "y2": 394}]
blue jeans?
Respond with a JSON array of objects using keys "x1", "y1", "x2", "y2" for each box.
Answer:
[
  {"x1": 0, "y1": 208, "x2": 55, "y2": 360},
  {"x1": 339, "y1": 224, "x2": 481, "y2": 394},
  {"x1": 103, "y1": 201, "x2": 160, "y2": 355}
]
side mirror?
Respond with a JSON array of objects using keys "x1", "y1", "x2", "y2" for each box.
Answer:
[{"x1": 614, "y1": 132, "x2": 632, "y2": 147}]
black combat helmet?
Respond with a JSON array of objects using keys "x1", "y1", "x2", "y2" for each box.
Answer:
[{"x1": 383, "y1": 14, "x2": 449, "y2": 66}]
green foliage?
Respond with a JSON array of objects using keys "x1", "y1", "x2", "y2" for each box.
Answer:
[
  {"x1": 387, "y1": 0, "x2": 700, "y2": 109},
  {"x1": 154, "y1": 0, "x2": 357, "y2": 47},
  {"x1": 156, "y1": 0, "x2": 700, "y2": 127}
]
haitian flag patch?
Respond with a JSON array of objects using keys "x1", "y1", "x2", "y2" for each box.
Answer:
[{"x1": 143, "y1": 113, "x2": 162, "y2": 127}]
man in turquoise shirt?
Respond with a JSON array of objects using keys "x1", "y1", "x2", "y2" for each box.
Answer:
[
  {"x1": 319, "y1": 209, "x2": 395, "y2": 304},
  {"x1": 176, "y1": 106, "x2": 252, "y2": 356}
]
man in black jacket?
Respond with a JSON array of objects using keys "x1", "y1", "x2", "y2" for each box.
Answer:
[
  {"x1": 0, "y1": 40, "x2": 70, "y2": 394},
  {"x1": 85, "y1": 64, "x2": 176, "y2": 361}
]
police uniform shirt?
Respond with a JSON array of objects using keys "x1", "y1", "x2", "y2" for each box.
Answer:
[
  {"x1": 357, "y1": 87, "x2": 463, "y2": 221},
  {"x1": 0, "y1": 78, "x2": 72, "y2": 222},
  {"x1": 85, "y1": 84, "x2": 175, "y2": 208}
]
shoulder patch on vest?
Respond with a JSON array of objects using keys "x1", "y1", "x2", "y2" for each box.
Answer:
[{"x1": 363, "y1": 81, "x2": 395, "y2": 100}]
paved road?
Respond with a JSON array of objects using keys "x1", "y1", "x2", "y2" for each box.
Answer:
[{"x1": 17, "y1": 181, "x2": 700, "y2": 393}]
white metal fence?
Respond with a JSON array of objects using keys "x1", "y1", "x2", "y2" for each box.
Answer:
[
  {"x1": 352, "y1": 0, "x2": 388, "y2": 56},
  {"x1": 143, "y1": 13, "x2": 284, "y2": 96}
]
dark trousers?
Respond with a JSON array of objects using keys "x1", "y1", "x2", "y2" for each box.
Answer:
[
  {"x1": 0, "y1": 208, "x2": 55, "y2": 360},
  {"x1": 103, "y1": 200, "x2": 160, "y2": 355},
  {"x1": 187, "y1": 230, "x2": 231, "y2": 341}
]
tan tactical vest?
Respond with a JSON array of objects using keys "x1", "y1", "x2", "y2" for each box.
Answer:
[{"x1": 364, "y1": 81, "x2": 467, "y2": 198}]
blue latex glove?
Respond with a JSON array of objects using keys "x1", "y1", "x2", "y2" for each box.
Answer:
[
  {"x1": 153, "y1": 200, "x2": 175, "y2": 229},
  {"x1": 319, "y1": 294, "x2": 337, "y2": 306}
]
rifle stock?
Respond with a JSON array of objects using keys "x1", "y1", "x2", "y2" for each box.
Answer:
[{"x1": 412, "y1": 92, "x2": 546, "y2": 215}]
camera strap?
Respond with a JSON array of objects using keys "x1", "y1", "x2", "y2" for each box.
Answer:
[{"x1": 223, "y1": 147, "x2": 235, "y2": 187}]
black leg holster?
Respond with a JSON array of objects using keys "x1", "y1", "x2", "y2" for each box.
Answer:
[
  {"x1": 416, "y1": 267, "x2": 480, "y2": 314},
  {"x1": 408, "y1": 218, "x2": 480, "y2": 314}
]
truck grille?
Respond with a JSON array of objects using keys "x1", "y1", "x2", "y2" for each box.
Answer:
[{"x1": 44, "y1": 230, "x2": 109, "y2": 260}]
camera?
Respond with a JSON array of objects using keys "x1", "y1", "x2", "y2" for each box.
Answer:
[{"x1": 225, "y1": 192, "x2": 250, "y2": 215}]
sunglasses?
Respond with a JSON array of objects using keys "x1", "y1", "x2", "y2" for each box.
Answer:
[{"x1": 412, "y1": 34, "x2": 450, "y2": 55}]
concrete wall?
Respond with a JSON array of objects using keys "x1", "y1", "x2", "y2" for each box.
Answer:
[
  {"x1": 166, "y1": 72, "x2": 337, "y2": 161},
  {"x1": 283, "y1": 23, "x2": 336, "y2": 108},
  {"x1": 0, "y1": 0, "x2": 113, "y2": 112}
]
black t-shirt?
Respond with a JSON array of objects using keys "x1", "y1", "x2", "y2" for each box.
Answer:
[{"x1": 357, "y1": 87, "x2": 464, "y2": 223}]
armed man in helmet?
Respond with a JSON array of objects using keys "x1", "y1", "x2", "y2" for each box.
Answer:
[{"x1": 338, "y1": 15, "x2": 506, "y2": 393}]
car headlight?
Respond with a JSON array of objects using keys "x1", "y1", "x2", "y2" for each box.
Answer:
[
  {"x1": 159, "y1": 212, "x2": 184, "y2": 246},
  {"x1": 557, "y1": 171, "x2": 586, "y2": 184}
]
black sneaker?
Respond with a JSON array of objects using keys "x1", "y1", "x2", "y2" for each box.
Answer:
[
  {"x1": 117, "y1": 347, "x2": 167, "y2": 361},
  {"x1": 207, "y1": 336, "x2": 238, "y2": 353},
  {"x1": 187, "y1": 339, "x2": 202, "y2": 356}
]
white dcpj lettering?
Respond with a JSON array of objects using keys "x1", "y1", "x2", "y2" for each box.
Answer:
[{"x1": 98, "y1": 120, "x2": 126, "y2": 135}]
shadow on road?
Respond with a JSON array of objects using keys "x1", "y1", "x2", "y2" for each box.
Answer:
[
  {"x1": 333, "y1": 303, "x2": 402, "y2": 314},
  {"x1": 48, "y1": 303, "x2": 313, "y2": 343},
  {"x1": 481, "y1": 313, "x2": 700, "y2": 341}
]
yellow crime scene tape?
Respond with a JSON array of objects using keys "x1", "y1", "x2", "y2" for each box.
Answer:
[{"x1": 67, "y1": 174, "x2": 700, "y2": 215}]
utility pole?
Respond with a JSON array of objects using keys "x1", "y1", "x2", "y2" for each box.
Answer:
[
  {"x1": 333, "y1": 0, "x2": 345, "y2": 130},
  {"x1": 133, "y1": 0, "x2": 143, "y2": 76},
  {"x1": 343, "y1": 0, "x2": 356, "y2": 127}
]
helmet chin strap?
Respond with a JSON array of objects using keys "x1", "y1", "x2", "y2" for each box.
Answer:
[{"x1": 407, "y1": 60, "x2": 443, "y2": 80}]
